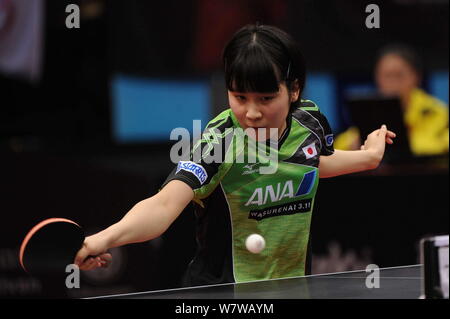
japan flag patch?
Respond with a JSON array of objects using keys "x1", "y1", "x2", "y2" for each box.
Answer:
[{"x1": 302, "y1": 142, "x2": 317, "y2": 159}]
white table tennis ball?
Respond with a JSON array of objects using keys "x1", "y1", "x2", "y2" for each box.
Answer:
[{"x1": 245, "y1": 234, "x2": 266, "y2": 254}]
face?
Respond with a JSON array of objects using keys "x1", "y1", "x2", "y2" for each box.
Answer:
[
  {"x1": 375, "y1": 54, "x2": 419, "y2": 99},
  {"x1": 228, "y1": 83, "x2": 298, "y2": 141}
]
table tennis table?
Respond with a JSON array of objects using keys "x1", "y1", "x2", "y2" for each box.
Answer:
[{"x1": 89, "y1": 264, "x2": 423, "y2": 299}]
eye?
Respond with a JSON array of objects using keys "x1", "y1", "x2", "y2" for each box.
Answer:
[
  {"x1": 261, "y1": 96, "x2": 275, "y2": 102},
  {"x1": 234, "y1": 95, "x2": 246, "y2": 101}
]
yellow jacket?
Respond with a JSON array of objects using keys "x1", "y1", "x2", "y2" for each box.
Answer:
[{"x1": 335, "y1": 89, "x2": 449, "y2": 156}]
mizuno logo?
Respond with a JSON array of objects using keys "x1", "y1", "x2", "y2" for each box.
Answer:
[{"x1": 242, "y1": 162, "x2": 261, "y2": 175}]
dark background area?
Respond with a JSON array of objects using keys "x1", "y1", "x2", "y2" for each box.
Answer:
[{"x1": 0, "y1": 0, "x2": 448, "y2": 298}]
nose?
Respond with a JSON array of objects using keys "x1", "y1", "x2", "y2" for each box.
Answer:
[{"x1": 246, "y1": 104, "x2": 262, "y2": 121}]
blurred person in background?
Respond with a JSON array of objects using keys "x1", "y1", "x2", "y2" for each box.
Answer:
[{"x1": 335, "y1": 44, "x2": 449, "y2": 156}]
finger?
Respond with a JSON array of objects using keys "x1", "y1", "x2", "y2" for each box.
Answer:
[
  {"x1": 79, "y1": 257, "x2": 95, "y2": 271},
  {"x1": 74, "y1": 246, "x2": 90, "y2": 267},
  {"x1": 98, "y1": 253, "x2": 110, "y2": 261},
  {"x1": 96, "y1": 258, "x2": 103, "y2": 268},
  {"x1": 386, "y1": 137, "x2": 394, "y2": 144},
  {"x1": 78, "y1": 263, "x2": 88, "y2": 271},
  {"x1": 360, "y1": 144, "x2": 365, "y2": 150},
  {"x1": 378, "y1": 124, "x2": 387, "y2": 137},
  {"x1": 100, "y1": 258, "x2": 111, "y2": 268},
  {"x1": 99, "y1": 253, "x2": 112, "y2": 261},
  {"x1": 77, "y1": 259, "x2": 89, "y2": 271},
  {"x1": 387, "y1": 130, "x2": 396, "y2": 138},
  {"x1": 96, "y1": 256, "x2": 108, "y2": 266},
  {"x1": 84, "y1": 258, "x2": 99, "y2": 271}
]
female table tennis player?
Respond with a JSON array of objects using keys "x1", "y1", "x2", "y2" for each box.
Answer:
[{"x1": 75, "y1": 24, "x2": 396, "y2": 286}]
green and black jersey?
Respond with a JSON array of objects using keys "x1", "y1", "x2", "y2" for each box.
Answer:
[{"x1": 162, "y1": 100, "x2": 334, "y2": 286}]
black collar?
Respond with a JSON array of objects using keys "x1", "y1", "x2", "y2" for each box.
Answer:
[{"x1": 278, "y1": 114, "x2": 292, "y2": 149}]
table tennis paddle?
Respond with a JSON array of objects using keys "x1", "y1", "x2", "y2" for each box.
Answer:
[{"x1": 19, "y1": 218, "x2": 86, "y2": 277}]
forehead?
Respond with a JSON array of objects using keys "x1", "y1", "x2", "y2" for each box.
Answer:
[
  {"x1": 377, "y1": 54, "x2": 415, "y2": 73},
  {"x1": 228, "y1": 83, "x2": 287, "y2": 94}
]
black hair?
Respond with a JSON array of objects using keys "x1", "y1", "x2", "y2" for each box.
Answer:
[
  {"x1": 222, "y1": 24, "x2": 306, "y2": 111},
  {"x1": 376, "y1": 44, "x2": 422, "y2": 75}
]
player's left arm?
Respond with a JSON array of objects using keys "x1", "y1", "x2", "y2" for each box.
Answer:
[{"x1": 319, "y1": 125, "x2": 396, "y2": 178}]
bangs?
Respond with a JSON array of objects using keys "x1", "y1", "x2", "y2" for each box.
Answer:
[{"x1": 225, "y1": 46, "x2": 282, "y2": 93}]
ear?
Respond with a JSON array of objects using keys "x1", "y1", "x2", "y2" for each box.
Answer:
[{"x1": 290, "y1": 80, "x2": 300, "y2": 102}]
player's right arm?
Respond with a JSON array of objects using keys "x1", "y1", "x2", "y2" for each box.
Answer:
[
  {"x1": 76, "y1": 111, "x2": 232, "y2": 270},
  {"x1": 74, "y1": 180, "x2": 193, "y2": 270}
]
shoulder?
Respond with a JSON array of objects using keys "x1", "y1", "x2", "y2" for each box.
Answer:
[
  {"x1": 290, "y1": 99, "x2": 335, "y2": 155},
  {"x1": 205, "y1": 109, "x2": 234, "y2": 130},
  {"x1": 291, "y1": 99, "x2": 327, "y2": 123},
  {"x1": 412, "y1": 88, "x2": 448, "y2": 112},
  {"x1": 297, "y1": 99, "x2": 320, "y2": 112}
]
